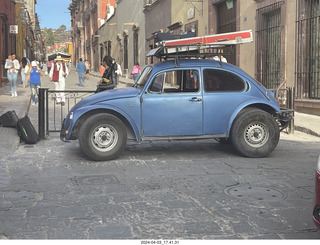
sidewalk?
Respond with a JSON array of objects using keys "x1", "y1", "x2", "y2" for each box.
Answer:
[
  {"x1": 0, "y1": 71, "x2": 319, "y2": 157},
  {"x1": 294, "y1": 111, "x2": 320, "y2": 138},
  {"x1": 0, "y1": 80, "x2": 31, "y2": 156}
]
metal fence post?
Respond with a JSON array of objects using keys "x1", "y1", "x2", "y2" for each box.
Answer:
[
  {"x1": 38, "y1": 88, "x2": 46, "y2": 140},
  {"x1": 289, "y1": 87, "x2": 295, "y2": 134}
]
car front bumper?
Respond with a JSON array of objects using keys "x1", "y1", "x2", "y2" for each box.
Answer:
[
  {"x1": 60, "y1": 118, "x2": 68, "y2": 142},
  {"x1": 60, "y1": 111, "x2": 74, "y2": 142},
  {"x1": 277, "y1": 108, "x2": 294, "y2": 131}
]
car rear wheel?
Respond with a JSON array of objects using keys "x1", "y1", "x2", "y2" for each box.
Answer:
[
  {"x1": 230, "y1": 108, "x2": 279, "y2": 158},
  {"x1": 79, "y1": 113, "x2": 127, "y2": 161}
]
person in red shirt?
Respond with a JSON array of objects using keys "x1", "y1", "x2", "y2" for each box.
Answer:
[{"x1": 49, "y1": 56, "x2": 69, "y2": 106}]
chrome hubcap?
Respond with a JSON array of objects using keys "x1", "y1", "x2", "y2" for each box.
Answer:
[
  {"x1": 91, "y1": 125, "x2": 118, "y2": 152},
  {"x1": 244, "y1": 122, "x2": 269, "y2": 148}
]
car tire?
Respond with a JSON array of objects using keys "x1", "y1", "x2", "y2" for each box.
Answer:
[
  {"x1": 79, "y1": 113, "x2": 127, "y2": 161},
  {"x1": 230, "y1": 108, "x2": 279, "y2": 158}
]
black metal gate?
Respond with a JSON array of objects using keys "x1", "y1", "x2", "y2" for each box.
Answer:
[
  {"x1": 38, "y1": 88, "x2": 95, "y2": 139},
  {"x1": 296, "y1": 0, "x2": 320, "y2": 99}
]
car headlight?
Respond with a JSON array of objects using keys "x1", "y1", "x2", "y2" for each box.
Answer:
[
  {"x1": 69, "y1": 112, "x2": 73, "y2": 121},
  {"x1": 317, "y1": 155, "x2": 320, "y2": 173}
]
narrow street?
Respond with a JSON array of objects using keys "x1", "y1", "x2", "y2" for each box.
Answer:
[
  {"x1": 1, "y1": 0, "x2": 320, "y2": 240},
  {"x1": 0, "y1": 69, "x2": 319, "y2": 239}
]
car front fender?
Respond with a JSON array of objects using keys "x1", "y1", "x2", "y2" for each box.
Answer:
[{"x1": 64, "y1": 104, "x2": 140, "y2": 141}]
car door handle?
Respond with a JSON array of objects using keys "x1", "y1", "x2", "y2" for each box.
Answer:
[{"x1": 189, "y1": 97, "x2": 202, "y2": 102}]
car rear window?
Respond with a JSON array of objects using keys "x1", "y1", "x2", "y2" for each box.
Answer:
[{"x1": 204, "y1": 69, "x2": 245, "y2": 92}]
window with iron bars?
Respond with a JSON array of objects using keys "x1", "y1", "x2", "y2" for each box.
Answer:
[
  {"x1": 255, "y1": 1, "x2": 283, "y2": 90},
  {"x1": 296, "y1": 0, "x2": 320, "y2": 99}
]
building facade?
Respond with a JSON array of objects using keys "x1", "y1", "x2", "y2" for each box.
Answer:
[
  {"x1": 69, "y1": 0, "x2": 84, "y2": 67},
  {"x1": 69, "y1": 0, "x2": 100, "y2": 71},
  {"x1": 144, "y1": 0, "x2": 320, "y2": 115},
  {"x1": 295, "y1": 0, "x2": 320, "y2": 114},
  {"x1": 0, "y1": 0, "x2": 16, "y2": 87},
  {"x1": 23, "y1": 0, "x2": 41, "y2": 61},
  {"x1": 1, "y1": 0, "x2": 42, "y2": 87},
  {"x1": 210, "y1": 0, "x2": 319, "y2": 115},
  {"x1": 99, "y1": 0, "x2": 146, "y2": 76},
  {"x1": 70, "y1": 0, "x2": 146, "y2": 75}
]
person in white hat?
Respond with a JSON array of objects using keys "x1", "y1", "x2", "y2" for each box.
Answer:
[
  {"x1": 25, "y1": 61, "x2": 44, "y2": 105},
  {"x1": 49, "y1": 55, "x2": 69, "y2": 106}
]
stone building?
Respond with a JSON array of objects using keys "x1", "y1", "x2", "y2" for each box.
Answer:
[
  {"x1": 70, "y1": 0, "x2": 109, "y2": 72},
  {"x1": 144, "y1": 0, "x2": 320, "y2": 115},
  {"x1": 98, "y1": 0, "x2": 146, "y2": 76},
  {"x1": 0, "y1": 0, "x2": 39, "y2": 87},
  {"x1": 70, "y1": 0, "x2": 146, "y2": 75},
  {"x1": 15, "y1": 0, "x2": 41, "y2": 61},
  {"x1": 144, "y1": 0, "x2": 209, "y2": 63},
  {"x1": 0, "y1": 0, "x2": 16, "y2": 87}
]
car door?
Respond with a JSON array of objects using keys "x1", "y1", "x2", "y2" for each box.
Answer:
[{"x1": 141, "y1": 69, "x2": 203, "y2": 137}]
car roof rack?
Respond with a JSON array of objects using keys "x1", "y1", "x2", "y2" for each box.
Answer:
[
  {"x1": 147, "y1": 30, "x2": 253, "y2": 67},
  {"x1": 151, "y1": 44, "x2": 233, "y2": 67}
]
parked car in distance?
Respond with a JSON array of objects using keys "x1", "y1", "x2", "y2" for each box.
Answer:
[
  {"x1": 60, "y1": 59, "x2": 293, "y2": 161},
  {"x1": 314, "y1": 155, "x2": 320, "y2": 229}
]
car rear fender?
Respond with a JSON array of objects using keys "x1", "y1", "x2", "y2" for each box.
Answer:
[
  {"x1": 68, "y1": 104, "x2": 140, "y2": 141},
  {"x1": 226, "y1": 100, "x2": 281, "y2": 136}
]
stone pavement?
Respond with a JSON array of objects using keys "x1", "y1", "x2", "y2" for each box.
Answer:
[
  {"x1": 0, "y1": 68, "x2": 319, "y2": 154},
  {"x1": 0, "y1": 69, "x2": 320, "y2": 239}
]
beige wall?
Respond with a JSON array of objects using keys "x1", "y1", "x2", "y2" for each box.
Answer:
[
  {"x1": 238, "y1": 0, "x2": 257, "y2": 78},
  {"x1": 171, "y1": 0, "x2": 207, "y2": 36}
]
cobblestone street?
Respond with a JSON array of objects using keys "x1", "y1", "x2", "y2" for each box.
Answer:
[
  {"x1": 2, "y1": 0, "x2": 320, "y2": 241},
  {"x1": 1, "y1": 129, "x2": 320, "y2": 239},
  {"x1": 0, "y1": 70, "x2": 320, "y2": 239}
]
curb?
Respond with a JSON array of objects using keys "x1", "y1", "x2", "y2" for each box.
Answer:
[{"x1": 295, "y1": 126, "x2": 320, "y2": 138}]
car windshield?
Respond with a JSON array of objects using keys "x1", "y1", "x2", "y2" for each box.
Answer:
[{"x1": 134, "y1": 66, "x2": 152, "y2": 88}]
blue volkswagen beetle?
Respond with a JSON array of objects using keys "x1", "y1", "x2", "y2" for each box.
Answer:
[{"x1": 61, "y1": 59, "x2": 292, "y2": 161}]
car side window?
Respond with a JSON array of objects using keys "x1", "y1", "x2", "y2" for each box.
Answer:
[
  {"x1": 204, "y1": 69, "x2": 245, "y2": 92},
  {"x1": 149, "y1": 73, "x2": 164, "y2": 93},
  {"x1": 149, "y1": 69, "x2": 199, "y2": 93}
]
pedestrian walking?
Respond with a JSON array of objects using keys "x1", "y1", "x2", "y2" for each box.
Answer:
[
  {"x1": 75, "y1": 58, "x2": 86, "y2": 87},
  {"x1": 25, "y1": 61, "x2": 44, "y2": 105},
  {"x1": 49, "y1": 56, "x2": 69, "y2": 106},
  {"x1": 47, "y1": 60, "x2": 52, "y2": 74},
  {"x1": 42, "y1": 61, "x2": 47, "y2": 75},
  {"x1": 21, "y1": 57, "x2": 30, "y2": 87},
  {"x1": 4, "y1": 53, "x2": 20, "y2": 97},
  {"x1": 4, "y1": 55, "x2": 12, "y2": 73},
  {"x1": 131, "y1": 63, "x2": 141, "y2": 84}
]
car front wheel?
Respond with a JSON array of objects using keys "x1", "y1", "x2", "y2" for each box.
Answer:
[
  {"x1": 79, "y1": 113, "x2": 127, "y2": 161},
  {"x1": 230, "y1": 108, "x2": 279, "y2": 158}
]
